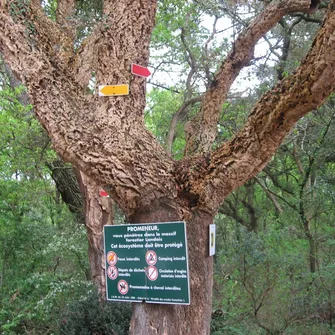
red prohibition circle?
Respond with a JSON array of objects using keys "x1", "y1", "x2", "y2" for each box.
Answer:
[
  {"x1": 118, "y1": 280, "x2": 129, "y2": 295},
  {"x1": 145, "y1": 250, "x2": 157, "y2": 265},
  {"x1": 107, "y1": 266, "x2": 118, "y2": 280},
  {"x1": 146, "y1": 266, "x2": 158, "y2": 281},
  {"x1": 107, "y1": 251, "x2": 117, "y2": 265}
]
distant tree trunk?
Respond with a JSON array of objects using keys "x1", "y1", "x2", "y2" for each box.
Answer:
[
  {"x1": 129, "y1": 205, "x2": 213, "y2": 335},
  {"x1": 298, "y1": 113, "x2": 334, "y2": 274},
  {"x1": 47, "y1": 159, "x2": 85, "y2": 223}
]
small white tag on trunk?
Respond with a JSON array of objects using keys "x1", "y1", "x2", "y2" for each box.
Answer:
[{"x1": 209, "y1": 224, "x2": 216, "y2": 256}]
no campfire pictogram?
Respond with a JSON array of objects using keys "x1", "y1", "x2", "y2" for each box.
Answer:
[
  {"x1": 118, "y1": 280, "x2": 129, "y2": 295},
  {"x1": 146, "y1": 266, "x2": 158, "y2": 281},
  {"x1": 107, "y1": 251, "x2": 117, "y2": 265},
  {"x1": 107, "y1": 266, "x2": 118, "y2": 280},
  {"x1": 145, "y1": 250, "x2": 157, "y2": 265}
]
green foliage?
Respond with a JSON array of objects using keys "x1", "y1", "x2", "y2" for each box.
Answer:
[
  {"x1": 213, "y1": 220, "x2": 335, "y2": 334},
  {"x1": 74, "y1": 0, "x2": 104, "y2": 44},
  {"x1": 151, "y1": 0, "x2": 231, "y2": 91},
  {"x1": 214, "y1": 102, "x2": 335, "y2": 334},
  {"x1": 0, "y1": 73, "x2": 92, "y2": 334},
  {"x1": 145, "y1": 88, "x2": 193, "y2": 158},
  {"x1": 41, "y1": 0, "x2": 58, "y2": 21},
  {"x1": 59, "y1": 289, "x2": 131, "y2": 335},
  {"x1": 0, "y1": 85, "x2": 52, "y2": 179},
  {"x1": 0, "y1": 170, "x2": 90, "y2": 334},
  {"x1": 145, "y1": 89, "x2": 182, "y2": 142}
]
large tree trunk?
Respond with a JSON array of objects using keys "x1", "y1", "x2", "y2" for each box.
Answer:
[{"x1": 129, "y1": 206, "x2": 213, "y2": 335}]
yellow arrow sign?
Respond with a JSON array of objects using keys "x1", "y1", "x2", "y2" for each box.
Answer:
[{"x1": 99, "y1": 85, "x2": 129, "y2": 96}]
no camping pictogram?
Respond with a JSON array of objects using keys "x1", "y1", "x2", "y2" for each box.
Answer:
[
  {"x1": 107, "y1": 251, "x2": 117, "y2": 265},
  {"x1": 145, "y1": 250, "x2": 157, "y2": 265},
  {"x1": 118, "y1": 280, "x2": 129, "y2": 295},
  {"x1": 107, "y1": 266, "x2": 118, "y2": 280},
  {"x1": 146, "y1": 266, "x2": 158, "y2": 281}
]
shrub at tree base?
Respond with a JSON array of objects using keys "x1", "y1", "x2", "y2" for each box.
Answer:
[{"x1": 59, "y1": 290, "x2": 131, "y2": 335}]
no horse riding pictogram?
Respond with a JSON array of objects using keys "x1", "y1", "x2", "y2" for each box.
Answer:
[{"x1": 117, "y1": 280, "x2": 129, "y2": 295}]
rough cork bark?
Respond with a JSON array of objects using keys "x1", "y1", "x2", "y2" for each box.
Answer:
[
  {"x1": 129, "y1": 207, "x2": 213, "y2": 335},
  {"x1": 1, "y1": 0, "x2": 335, "y2": 334},
  {"x1": 78, "y1": 172, "x2": 113, "y2": 295}
]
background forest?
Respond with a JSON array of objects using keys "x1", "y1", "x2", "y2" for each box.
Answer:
[{"x1": 0, "y1": 0, "x2": 334, "y2": 334}]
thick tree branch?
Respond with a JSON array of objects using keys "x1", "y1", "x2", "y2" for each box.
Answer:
[
  {"x1": 1, "y1": 0, "x2": 334, "y2": 222},
  {"x1": 78, "y1": 171, "x2": 113, "y2": 294},
  {"x1": 0, "y1": 1, "x2": 179, "y2": 218},
  {"x1": 30, "y1": 1, "x2": 75, "y2": 69},
  {"x1": 0, "y1": 1, "x2": 75, "y2": 75},
  {"x1": 185, "y1": 0, "x2": 320, "y2": 155},
  {"x1": 184, "y1": 1, "x2": 335, "y2": 213},
  {"x1": 47, "y1": 159, "x2": 85, "y2": 223},
  {"x1": 74, "y1": 0, "x2": 157, "y2": 88}
]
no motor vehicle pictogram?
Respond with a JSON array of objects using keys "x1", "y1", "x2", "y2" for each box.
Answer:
[{"x1": 146, "y1": 266, "x2": 158, "y2": 281}]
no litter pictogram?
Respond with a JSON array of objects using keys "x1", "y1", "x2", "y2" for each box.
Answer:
[
  {"x1": 118, "y1": 280, "x2": 129, "y2": 295},
  {"x1": 107, "y1": 266, "x2": 118, "y2": 280},
  {"x1": 145, "y1": 250, "x2": 157, "y2": 265},
  {"x1": 146, "y1": 266, "x2": 158, "y2": 281},
  {"x1": 107, "y1": 251, "x2": 117, "y2": 265}
]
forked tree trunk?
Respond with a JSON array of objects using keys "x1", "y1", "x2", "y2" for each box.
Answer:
[
  {"x1": 129, "y1": 206, "x2": 214, "y2": 335},
  {"x1": 2, "y1": 1, "x2": 335, "y2": 334}
]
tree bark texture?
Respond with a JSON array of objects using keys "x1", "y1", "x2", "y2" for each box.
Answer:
[
  {"x1": 129, "y1": 207, "x2": 213, "y2": 335},
  {"x1": 49, "y1": 162, "x2": 113, "y2": 291},
  {"x1": 47, "y1": 159, "x2": 85, "y2": 223},
  {"x1": 1, "y1": 1, "x2": 335, "y2": 334},
  {"x1": 78, "y1": 172, "x2": 113, "y2": 295}
]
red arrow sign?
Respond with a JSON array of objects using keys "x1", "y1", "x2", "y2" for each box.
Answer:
[
  {"x1": 131, "y1": 63, "x2": 151, "y2": 78},
  {"x1": 99, "y1": 189, "x2": 109, "y2": 197}
]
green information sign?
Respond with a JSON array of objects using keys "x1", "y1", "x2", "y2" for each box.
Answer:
[{"x1": 104, "y1": 221, "x2": 190, "y2": 305}]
